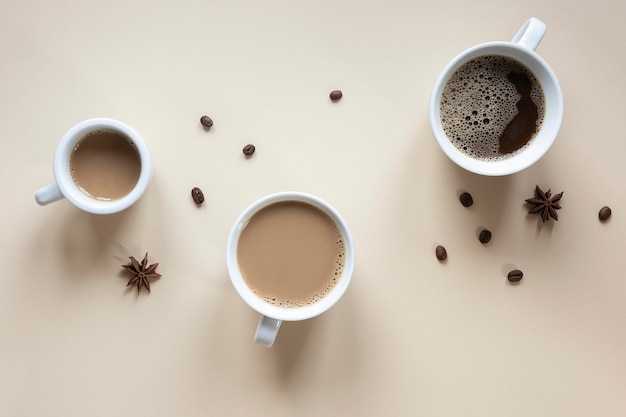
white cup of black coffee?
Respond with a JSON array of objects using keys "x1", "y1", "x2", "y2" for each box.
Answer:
[
  {"x1": 226, "y1": 192, "x2": 355, "y2": 347},
  {"x1": 35, "y1": 118, "x2": 152, "y2": 214},
  {"x1": 430, "y1": 17, "x2": 563, "y2": 176}
]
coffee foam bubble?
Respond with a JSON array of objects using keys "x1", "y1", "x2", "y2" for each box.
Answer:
[
  {"x1": 257, "y1": 226, "x2": 345, "y2": 309},
  {"x1": 440, "y1": 55, "x2": 545, "y2": 161}
]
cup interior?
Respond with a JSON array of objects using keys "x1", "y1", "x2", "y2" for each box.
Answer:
[
  {"x1": 226, "y1": 192, "x2": 355, "y2": 322},
  {"x1": 430, "y1": 42, "x2": 563, "y2": 176},
  {"x1": 54, "y1": 118, "x2": 152, "y2": 214}
]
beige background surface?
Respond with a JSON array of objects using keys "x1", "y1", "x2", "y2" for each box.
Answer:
[{"x1": 1, "y1": 0, "x2": 625, "y2": 416}]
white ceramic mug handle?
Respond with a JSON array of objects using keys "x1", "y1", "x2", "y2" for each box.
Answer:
[
  {"x1": 254, "y1": 315, "x2": 282, "y2": 347},
  {"x1": 35, "y1": 182, "x2": 64, "y2": 205},
  {"x1": 511, "y1": 17, "x2": 546, "y2": 51}
]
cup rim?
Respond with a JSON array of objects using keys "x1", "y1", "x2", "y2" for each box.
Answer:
[
  {"x1": 226, "y1": 191, "x2": 355, "y2": 322},
  {"x1": 430, "y1": 41, "x2": 563, "y2": 176},
  {"x1": 53, "y1": 118, "x2": 152, "y2": 214}
]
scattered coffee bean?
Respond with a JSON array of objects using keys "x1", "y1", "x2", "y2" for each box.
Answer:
[
  {"x1": 200, "y1": 115, "x2": 213, "y2": 128},
  {"x1": 243, "y1": 144, "x2": 256, "y2": 156},
  {"x1": 435, "y1": 245, "x2": 447, "y2": 261},
  {"x1": 191, "y1": 187, "x2": 205, "y2": 205},
  {"x1": 329, "y1": 90, "x2": 343, "y2": 101},
  {"x1": 459, "y1": 192, "x2": 473, "y2": 207},
  {"x1": 599, "y1": 206, "x2": 612, "y2": 221},
  {"x1": 479, "y1": 229, "x2": 492, "y2": 244},
  {"x1": 507, "y1": 269, "x2": 523, "y2": 283}
]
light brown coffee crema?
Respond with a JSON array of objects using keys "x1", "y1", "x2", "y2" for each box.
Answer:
[
  {"x1": 237, "y1": 201, "x2": 345, "y2": 308},
  {"x1": 69, "y1": 129, "x2": 141, "y2": 201},
  {"x1": 440, "y1": 55, "x2": 546, "y2": 160}
]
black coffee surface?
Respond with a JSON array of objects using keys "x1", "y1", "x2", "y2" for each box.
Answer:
[
  {"x1": 498, "y1": 71, "x2": 539, "y2": 153},
  {"x1": 440, "y1": 55, "x2": 545, "y2": 161}
]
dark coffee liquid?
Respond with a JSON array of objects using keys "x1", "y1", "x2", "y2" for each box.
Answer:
[
  {"x1": 499, "y1": 71, "x2": 539, "y2": 153},
  {"x1": 440, "y1": 55, "x2": 545, "y2": 161}
]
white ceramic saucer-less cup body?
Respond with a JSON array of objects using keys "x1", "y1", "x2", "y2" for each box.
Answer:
[
  {"x1": 35, "y1": 118, "x2": 152, "y2": 214},
  {"x1": 226, "y1": 192, "x2": 355, "y2": 347},
  {"x1": 430, "y1": 18, "x2": 563, "y2": 176}
]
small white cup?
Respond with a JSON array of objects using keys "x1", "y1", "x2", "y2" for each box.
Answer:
[
  {"x1": 35, "y1": 118, "x2": 152, "y2": 215},
  {"x1": 430, "y1": 17, "x2": 563, "y2": 176},
  {"x1": 226, "y1": 192, "x2": 355, "y2": 347}
]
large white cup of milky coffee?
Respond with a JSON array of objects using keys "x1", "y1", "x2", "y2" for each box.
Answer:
[
  {"x1": 226, "y1": 192, "x2": 355, "y2": 347},
  {"x1": 430, "y1": 17, "x2": 563, "y2": 176},
  {"x1": 35, "y1": 118, "x2": 152, "y2": 215}
]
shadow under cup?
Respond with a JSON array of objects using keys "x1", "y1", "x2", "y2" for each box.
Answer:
[
  {"x1": 226, "y1": 192, "x2": 355, "y2": 323},
  {"x1": 430, "y1": 42, "x2": 563, "y2": 176}
]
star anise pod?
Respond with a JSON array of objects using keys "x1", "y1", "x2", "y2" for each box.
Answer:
[
  {"x1": 525, "y1": 185, "x2": 563, "y2": 222},
  {"x1": 122, "y1": 253, "x2": 161, "y2": 294}
]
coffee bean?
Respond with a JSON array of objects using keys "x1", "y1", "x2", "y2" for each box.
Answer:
[
  {"x1": 479, "y1": 229, "x2": 492, "y2": 244},
  {"x1": 191, "y1": 187, "x2": 205, "y2": 205},
  {"x1": 435, "y1": 245, "x2": 447, "y2": 261},
  {"x1": 599, "y1": 206, "x2": 612, "y2": 221},
  {"x1": 243, "y1": 144, "x2": 255, "y2": 156},
  {"x1": 459, "y1": 192, "x2": 473, "y2": 207},
  {"x1": 330, "y1": 90, "x2": 343, "y2": 101},
  {"x1": 507, "y1": 269, "x2": 523, "y2": 283},
  {"x1": 200, "y1": 115, "x2": 213, "y2": 128}
]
